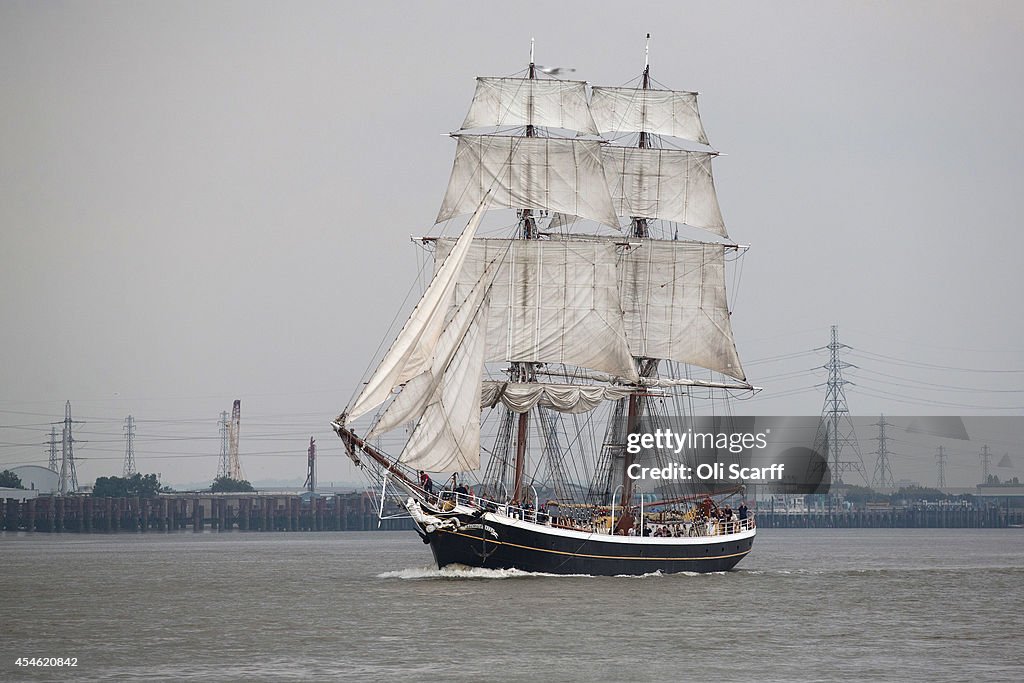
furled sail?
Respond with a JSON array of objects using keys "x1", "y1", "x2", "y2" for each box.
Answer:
[
  {"x1": 481, "y1": 381, "x2": 635, "y2": 414},
  {"x1": 590, "y1": 86, "x2": 708, "y2": 144},
  {"x1": 619, "y1": 240, "x2": 745, "y2": 380},
  {"x1": 533, "y1": 368, "x2": 753, "y2": 391},
  {"x1": 602, "y1": 147, "x2": 727, "y2": 238},
  {"x1": 436, "y1": 135, "x2": 620, "y2": 229},
  {"x1": 345, "y1": 197, "x2": 490, "y2": 424},
  {"x1": 435, "y1": 238, "x2": 640, "y2": 383},
  {"x1": 461, "y1": 77, "x2": 599, "y2": 134}
]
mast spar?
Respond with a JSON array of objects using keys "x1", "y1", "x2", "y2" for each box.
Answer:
[
  {"x1": 512, "y1": 45, "x2": 539, "y2": 503},
  {"x1": 621, "y1": 36, "x2": 654, "y2": 511}
]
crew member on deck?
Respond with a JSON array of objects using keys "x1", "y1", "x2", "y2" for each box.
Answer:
[{"x1": 418, "y1": 470, "x2": 434, "y2": 494}]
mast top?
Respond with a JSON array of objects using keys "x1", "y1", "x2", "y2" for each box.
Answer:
[
  {"x1": 530, "y1": 37, "x2": 535, "y2": 66},
  {"x1": 642, "y1": 33, "x2": 651, "y2": 87}
]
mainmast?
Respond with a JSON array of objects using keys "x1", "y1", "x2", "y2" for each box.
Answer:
[
  {"x1": 633, "y1": 34, "x2": 652, "y2": 236},
  {"x1": 621, "y1": 35, "x2": 654, "y2": 511}
]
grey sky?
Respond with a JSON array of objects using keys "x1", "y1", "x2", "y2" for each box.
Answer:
[{"x1": 2, "y1": 1, "x2": 1022, "y2": 489}]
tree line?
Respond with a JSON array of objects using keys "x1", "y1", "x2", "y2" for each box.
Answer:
[{"x1": 0, "y1": 469, "x2": 255, "y2": 496}]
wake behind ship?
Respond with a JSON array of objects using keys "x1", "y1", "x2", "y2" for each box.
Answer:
[{"x1": 333, "y1": 38, "x2": 760, "y2": 576}]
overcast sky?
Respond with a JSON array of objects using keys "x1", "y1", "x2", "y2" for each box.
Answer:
[{"x1": 2, "y1": 1, "x2": 1022, "y2": 489}]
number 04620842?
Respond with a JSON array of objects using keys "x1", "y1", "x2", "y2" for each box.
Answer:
[{"x1": 16, "y1": 657, "x2": 79, "y2": 667}]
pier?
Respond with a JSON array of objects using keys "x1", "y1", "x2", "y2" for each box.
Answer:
[
  {"x1": 2, "y1": 495, "x2": 1021, "y2": 533},
  {"x1": 754, "y1": 506, "x2": 1024, "y2": 529},
  {"x1": 0, "y1": 493, "x2": 416, "y2": 533}
]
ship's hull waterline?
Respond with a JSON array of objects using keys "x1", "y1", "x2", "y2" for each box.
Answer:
[{"x1": 417, "y1": 511, "x2": 755, "y2": 576}]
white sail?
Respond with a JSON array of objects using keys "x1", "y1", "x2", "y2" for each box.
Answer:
[
  {"x1": 462, "y1": 77, "x2": 599, "y2": 134},
  {"x1": 547, "y1": 212, "x2": 576, "y2": 230},
  {"x1": 345, "y1": 196, "x2": 490, "y2": 424},
  {"x1": 591, "y1": 86, "x2": 708, "y2": 144},
  {"x1": 436, "y1": 135, "x2": 620, "y2": 229},
  {"x1": 603, "y1": 147, "x2": 727, "y2": 238},
  {"x1": 619, "y1": 240, "x2": 745, "y2": 380},
  {"x1": 435, "y1": 238, "x2": 640, "y2": 383},
  {"x1": 481, "y1": 381, "x2": 634, "y2": 414},
  {"x1": 369, "y1": 260, "x2": 495, "y2": 438},
  {"x1": 398, "y1": 298, "x2": 490, "y2": 472}
]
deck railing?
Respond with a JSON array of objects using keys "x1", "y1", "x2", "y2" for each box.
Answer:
[{"x1": 419, "y1": 486, "x2": 756, "y2": 538}]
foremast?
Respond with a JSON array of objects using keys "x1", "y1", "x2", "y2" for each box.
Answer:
[{"x1": 511, "y1": 47, "x2": 539, "y2": 504}]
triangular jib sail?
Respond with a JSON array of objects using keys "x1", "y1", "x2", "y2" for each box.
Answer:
[
  {"x1": 394, "y1": 294, "x2": 491, "y2": 472},
  {"x1": 345, "y1": 195, "x2": 491, "y2": 424}
]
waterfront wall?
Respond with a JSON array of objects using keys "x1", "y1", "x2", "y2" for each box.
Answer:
[
  {"x1": 0, "y1": 494, "x2": 417, "y2": 533},
  {"x1": 755, "y1": 507, "x2": 1024, "y2": 529},
  {"x1": 3, "y1": 496, "x2": 1021, "y2": 533}
]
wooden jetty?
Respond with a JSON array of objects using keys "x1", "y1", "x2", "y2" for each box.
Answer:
[
  {"x1": 754, "y1": 506, "x2": 1024, "y2": 529},
  {"x1": 2, "y1": 495, "x2": 1021, "y2": 533},
  {"x1": 0, "y1": 493, "x2": 416, "y2": 533}
]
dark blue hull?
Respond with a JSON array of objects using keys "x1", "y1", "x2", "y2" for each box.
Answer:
[{"x1": 423, "y1": 513, "x2": 754, "y2": 576}]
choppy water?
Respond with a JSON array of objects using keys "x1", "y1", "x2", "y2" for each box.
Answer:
[{"x1": 2, "y1": 529, "x2": 1022, "y2": 681}]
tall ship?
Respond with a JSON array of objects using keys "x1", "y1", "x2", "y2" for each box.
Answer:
[{"x1": 333, "y1": 39, "x2": 758, "y2": 575}]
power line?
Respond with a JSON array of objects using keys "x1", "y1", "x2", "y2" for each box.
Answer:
[
  {"x1": 851, "y1": 366, "x2": 1024, "y2": 393},
  {"x1": 849, "y1": 349, "x2": 1024, "y2": 374}
]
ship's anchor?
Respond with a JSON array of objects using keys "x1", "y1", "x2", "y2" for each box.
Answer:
[{"x1": 471, "y1": 534, "x2": 497, "y2": 561}]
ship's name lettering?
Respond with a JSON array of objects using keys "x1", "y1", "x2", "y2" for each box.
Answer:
[{"x1": 462, "y1": 523, "x2": 498, "y2": 538}]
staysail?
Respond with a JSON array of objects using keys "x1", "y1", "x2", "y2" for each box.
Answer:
[
  {"x1": 345, "y1": 197, "x2": 490, "y2": 424},
  {"x1": 369, "y1": 262, "x2": 495, "y2": 439},
  {"x1": 390, "y1": 295, "x2": 490, "y2": 472}
]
